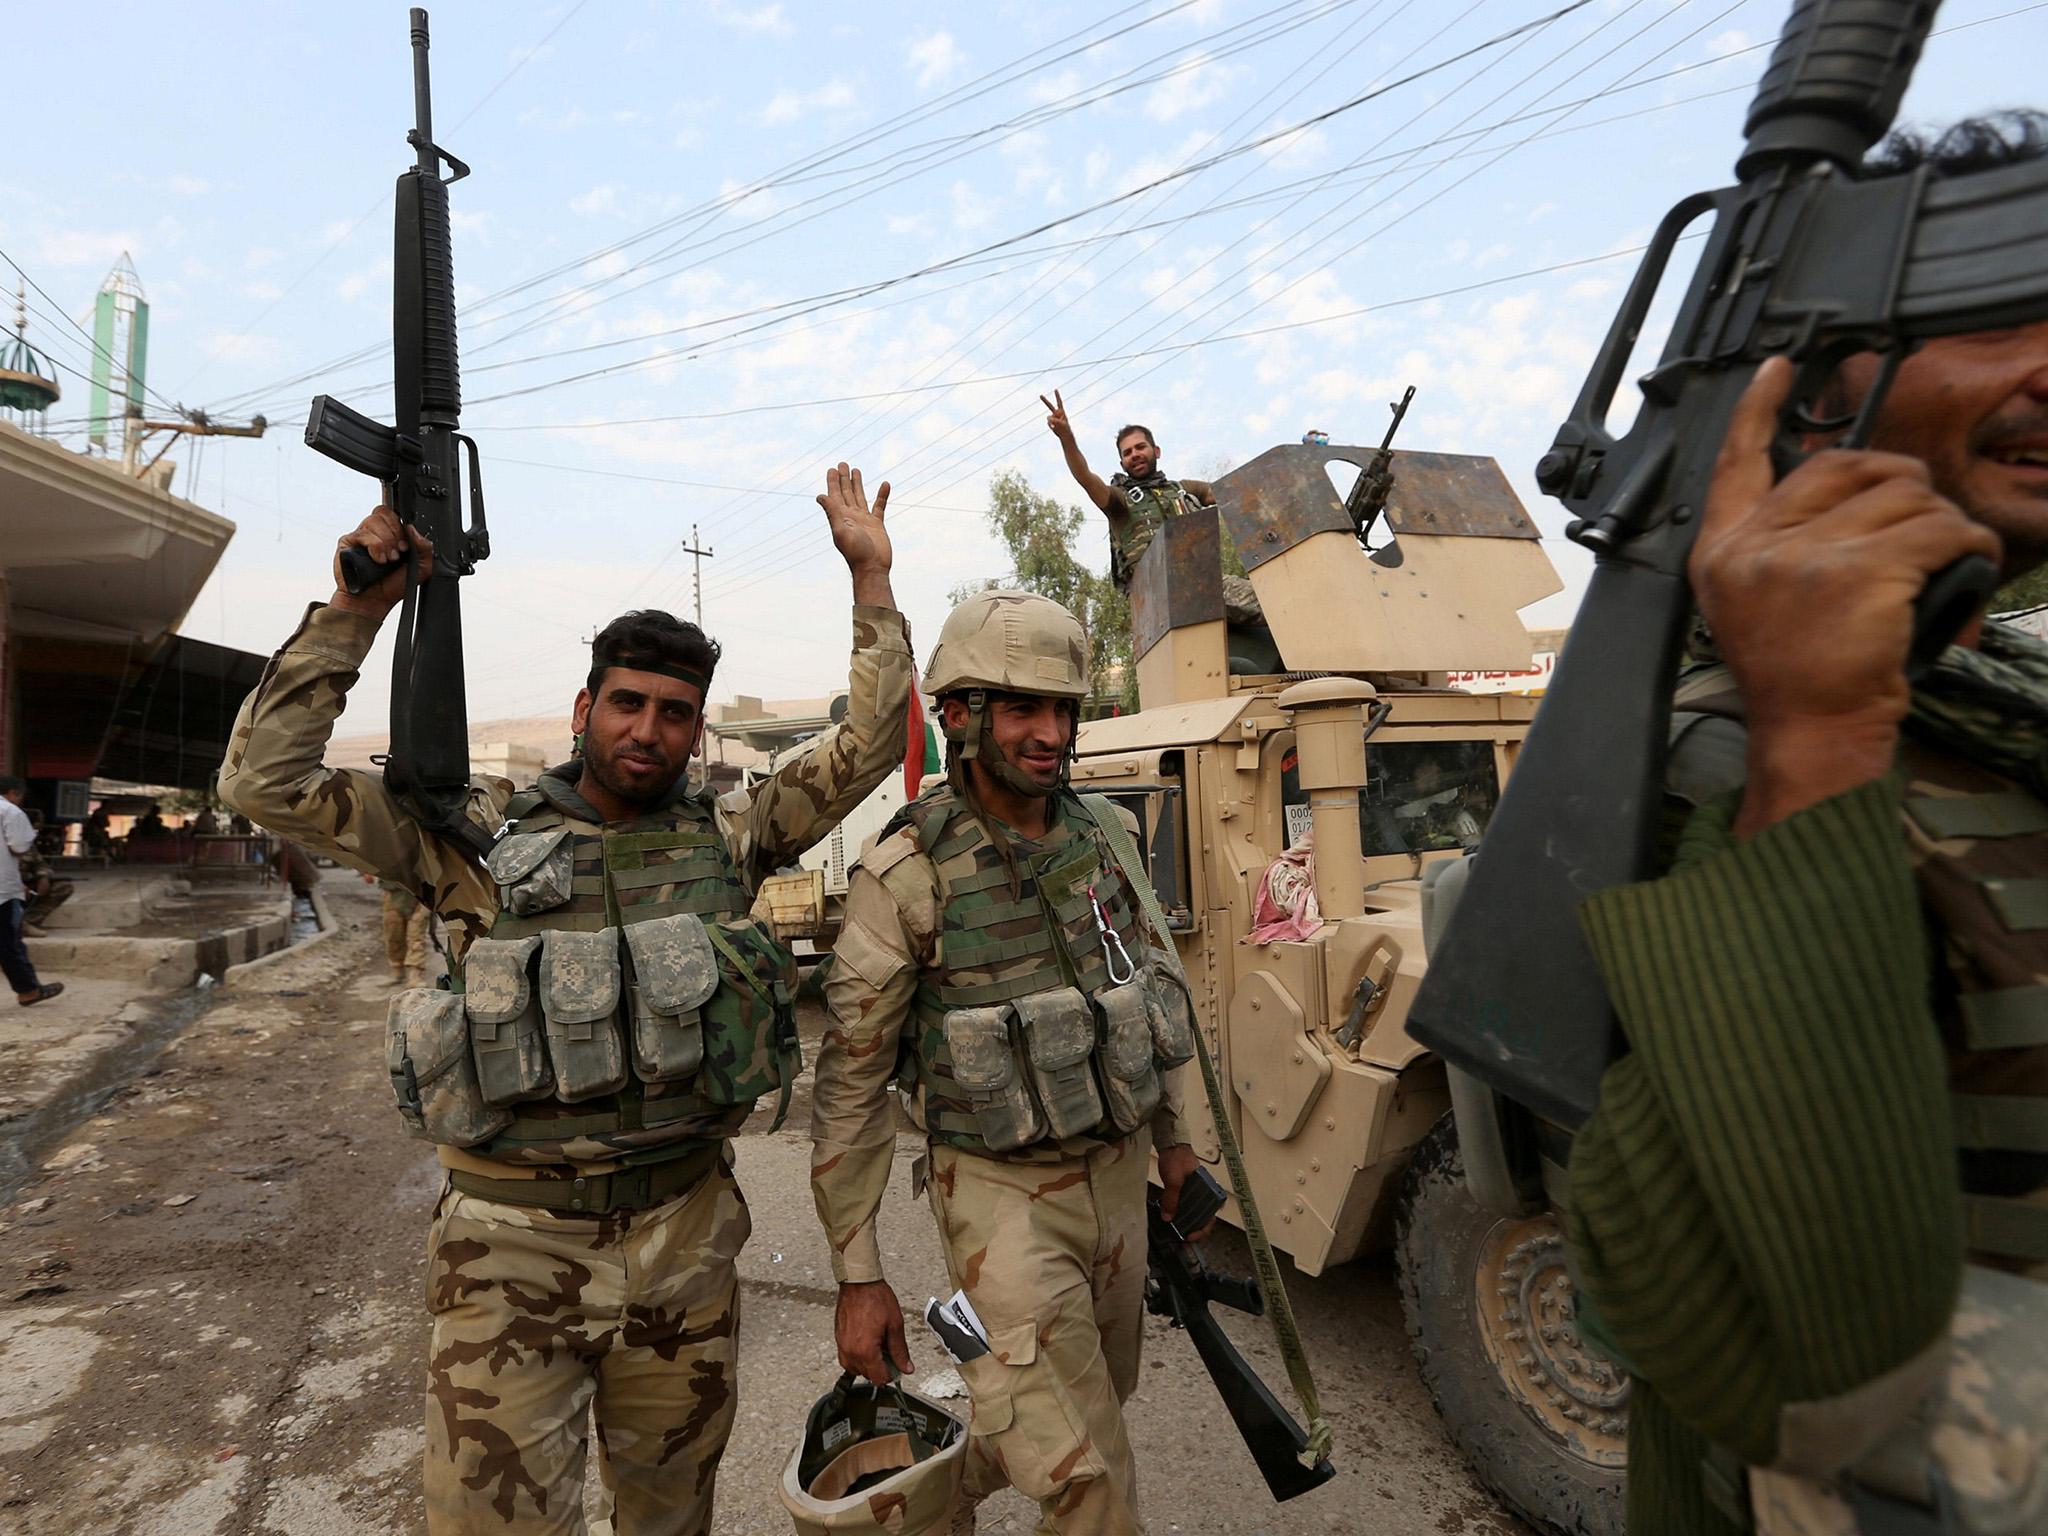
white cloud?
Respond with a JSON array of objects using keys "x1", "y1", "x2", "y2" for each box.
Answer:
[
  {"x1": 32, "y1": 229, "x2": 137, "y2": 269},
  {"x1": 166, "y1": 174, "x2": 210, "y2": 196},
  {"x1": 907, "y1": 32, "x2": 965, "y2": 91},
  {"x1": 244, "y1": 245, "x2": 281, "y2": 272},
  {"x1": 713, "y1": 3, "x2": 791, "y2": 35},
  {"x1": 570, "y1": 185, "x2": 621, "y2": 217},
  {"x1": 758, "y1": 79, "x2": 858, "y2": 127},
  {"x1": 244, "y1": 280, "x2": 284, "y2": 302},
  {"x1": 518, "y1": 104, "x2": 590, "y2": 133},
  {"x1": 1145, "y1": 51, "x2": 1241, "y2": 123}
]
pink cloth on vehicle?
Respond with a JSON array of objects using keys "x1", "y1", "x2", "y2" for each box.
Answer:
[{"x1": 1247, "y1": 839, "x2": 1322, "y2": 944}]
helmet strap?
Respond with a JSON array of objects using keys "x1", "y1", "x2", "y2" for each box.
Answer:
[{"x1": 945, "y1": 688, "x2": 1073, "y2": 801}]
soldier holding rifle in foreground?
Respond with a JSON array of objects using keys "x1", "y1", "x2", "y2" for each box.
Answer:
[
  {"x1": 222, "y1": 471, "x2": 910, "y2": 1534},
  {"x1": 1562, "y1": 113, "x2": 2048, "y2": 1534},
  {"x1": 221, "y1": 15, "x2": 916, "y2": 1526}
]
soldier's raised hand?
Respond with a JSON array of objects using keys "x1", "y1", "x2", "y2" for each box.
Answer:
[
  {"x1": 1041, "y1": 389, "x2": 1074, "y2": 442},
  {"x1": 332, "y1": 505, "x2": 433, "y2": 621},
  {"x1": 818, "y1": 463, "x2": 892, "y2": 574}
]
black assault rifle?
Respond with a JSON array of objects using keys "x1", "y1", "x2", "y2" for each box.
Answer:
[
  {"x1": 305, "y1": 9, "x2": 494, "y2": 863},
  {"x1": 1408, "y1": 0, "x2": 2048, "y2": 1125},
  {"x1": 1146, "y1": 1167, "x2": 1337, "y2": 1502}
]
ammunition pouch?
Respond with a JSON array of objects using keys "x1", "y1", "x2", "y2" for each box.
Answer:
[
  {"x1": 1746, "y1": 1265, "x2": 2048, "y2": 1536},
  {"x1": 940, "y1": 1004, "x2": 1045, "y2": 1152},
  {"x1": 464, "y1": 934, "x2": 554, "y2": 1105},
  {"x1": 694, "y1": 916, "x2": 801, "y2": 1110},
  {"x1": 539, "y1": 926, "x2": 629, "y2": 1102},
  {"x1": 1094, "y1": 978, "x2": 1163, "y2": 1134},
  {"x1": 623, "y1": 912, "x2": 717, "y2": 1082},
  {"x1": 1016, "y1": 988, "x2": 1103, "y2": 1140},
  {"x1": 1145, "y1": 956, "x2": 1197, "y2": 1069},
  {"x1": 488, "y1": 824, "x2": 574, "y2": 917},
  {"x1": 388, "y1": 987, "x2": 510, "y2": 1147}
]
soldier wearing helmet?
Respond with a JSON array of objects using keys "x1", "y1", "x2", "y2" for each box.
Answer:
[{"x1": 808, "y1": 588, "x2": 1206, "y2": 1535}]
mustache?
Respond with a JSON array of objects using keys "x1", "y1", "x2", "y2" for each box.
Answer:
[{"x1": 1977, "y1": 412, "x2": 2048, "y2": 453}]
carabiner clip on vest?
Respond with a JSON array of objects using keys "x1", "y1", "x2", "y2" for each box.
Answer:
[{"x1": 1088, "y1": 883, "x2": 1136, "y2": 986}]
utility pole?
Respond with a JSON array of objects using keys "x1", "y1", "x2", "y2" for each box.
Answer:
[
  {"x1": 129, "y1": 408, "x2": 268, "y2": 484},
  {"x1": 681, "y1": 523, "x2": 714, "y2": 626}
]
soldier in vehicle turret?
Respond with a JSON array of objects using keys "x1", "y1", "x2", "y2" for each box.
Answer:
[
  {"x1": 1042, "y1": 390, "x2": 1215, "y2": 592},
  {"x1": 219, "y1": 465, "x2": 912, "y2": 1536}
]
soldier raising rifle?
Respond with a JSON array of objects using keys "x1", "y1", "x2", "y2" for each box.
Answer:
[{"x1": 220, "y1": 465, "x2": 912, "y2": 1536}]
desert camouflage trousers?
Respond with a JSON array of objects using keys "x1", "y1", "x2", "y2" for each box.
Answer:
[
  {"x1": 422, "y1": 1158, "x2": 751, "y2": 1536},
  {"x1": 383, "y1": 892, "x2": 432, "y2": 972},
  {"x1": 928, "y1": 1132, "x2": 1149, "y2": 1536}
]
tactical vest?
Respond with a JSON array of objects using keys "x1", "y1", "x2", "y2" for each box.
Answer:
[
  {"x1": 382, "y1": 770, "x2": 799, "y2": 1166},
  {"x1": 892, "y1": 786, "x2": 1193, "y2": 1155},
  {"x1": 1669, "y1": 676, "x2": 2048, "y2": 1270},
  {"x1": 1108, "y1": 476, "x2": 1189, "y2": 591}
]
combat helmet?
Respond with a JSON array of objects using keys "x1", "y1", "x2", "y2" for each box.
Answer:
[
  {"x1": 923, "y1": 589, "x2": 1089, "y2": 798},
  {"x1": 780, "y1": 1372, "x2": 967, "y2": 1536}
]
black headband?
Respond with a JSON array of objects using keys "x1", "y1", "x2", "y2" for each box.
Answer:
[{"x1": 595, "y1": 660, "x2": 710, "y2": 693}]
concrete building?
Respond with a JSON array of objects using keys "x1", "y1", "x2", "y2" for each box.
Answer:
[{"x1": 0, "y1": 417, "x2": 263, "y2": 817}]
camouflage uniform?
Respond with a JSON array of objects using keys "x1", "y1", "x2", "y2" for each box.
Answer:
[
  {"x1": 1105, "y1": 474, "x2": 1194, "y2": 593},
  {"x1": 383, "y1": 883, "x2": 434, "y2": 979},
  {"x1": 810, "y1": 592, "x2": 1192, "y2": 1536},
  {"x1": 219, "y1": 599, "x2": 913, "y2": 1536}
]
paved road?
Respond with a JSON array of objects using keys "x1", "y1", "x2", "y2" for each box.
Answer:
[{"x1": 0, "y1": 879, "x2": 1526, "y2": 1535}]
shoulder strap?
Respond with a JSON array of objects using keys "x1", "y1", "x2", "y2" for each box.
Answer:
[
  {"x1": 502, "y1": 786, "x2": 550, "y2": 823},
  {"x1": 1075, "y1": 793, "x2": 1334, "y2": 1470}
]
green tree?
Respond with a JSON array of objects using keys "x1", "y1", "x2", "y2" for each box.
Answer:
[{"x1": 951, "y1": 471, "x2": 1136, "y2": 709}]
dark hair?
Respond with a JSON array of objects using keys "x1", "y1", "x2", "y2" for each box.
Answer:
[
  {"x1": 1865, "y1": 109, "x2": 2048, "y2": 178},
  {"x1": 587, "y1": 609, "x2": 721, "y2": 697},
  {"x1": 0, "y1": 776, "x2": 22, "y2": 797},
  {"x1": 1114, "y1": 424, "x2": 1156, "y2": 450}
]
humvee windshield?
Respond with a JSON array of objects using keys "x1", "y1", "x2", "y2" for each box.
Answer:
[{"x1": 1281, "y1": 738, "x2": 1500, "y2": 856}]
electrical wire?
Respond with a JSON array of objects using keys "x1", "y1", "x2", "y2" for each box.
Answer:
[
  {"x1": 198, "y1": 0, "x2": 1221, "y2": 416},
  {"x1": 175, "y1": 0, "x2": 599, "y2": 399},
  {"x1": 708, "y1": 0, "x2": 1728, "y2": 595}
]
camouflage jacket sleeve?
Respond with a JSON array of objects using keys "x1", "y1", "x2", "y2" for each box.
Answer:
[
  {"x1": 809, "y1": 830, "x2": 935, "y2": 1286},
  {"x1": 216, "y1": 602, "x2": 508, "y2": 954},
  {"x1": 715, "y1": 605, "x2": 913, "y2": 890}
]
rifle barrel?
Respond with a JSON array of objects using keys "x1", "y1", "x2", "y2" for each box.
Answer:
[{"x1": 410, "y1": 8, "x2": 436, "y2": 172}]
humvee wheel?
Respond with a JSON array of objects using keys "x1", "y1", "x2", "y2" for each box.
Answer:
[{"x1": 1396, "y1": 1115, "x2": 1626, "y2": 1535}]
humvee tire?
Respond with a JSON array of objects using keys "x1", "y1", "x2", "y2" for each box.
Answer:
[{"x1": 1396, "y1": 1116, "x2": 1626, "y2": 1535}]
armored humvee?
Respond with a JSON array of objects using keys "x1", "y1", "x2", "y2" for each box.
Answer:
[{"x1": 1071, "y1": 442, "x2": 1624, "y2": 1535}]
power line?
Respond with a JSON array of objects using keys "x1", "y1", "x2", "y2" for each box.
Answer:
[
  {"x1": 708, "y1": 0, "x2": 1718, "y2": 595},
  {"x1": 207, "y1": 0, "x2": 1576, "y2": 423},
  {"x1": 197, "y1": 0, "x2": 1219, "y2": 416},
  {"x1": 175, "y1": 0, "x2": 598, "y2": 399}
]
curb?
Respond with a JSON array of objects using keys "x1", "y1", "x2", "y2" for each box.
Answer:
[{"x1": 222, "y1": 886, "x2": 346, "y2": 986}]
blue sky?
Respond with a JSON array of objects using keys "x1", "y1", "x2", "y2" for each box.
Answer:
[{"x1": 6, "y1": 0, "x2": 2043, "y2": 726}]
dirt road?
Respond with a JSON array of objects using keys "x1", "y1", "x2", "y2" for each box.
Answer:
[{"x1": 0, "y1": 879, "x2": 1523, "y2": 1535}]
